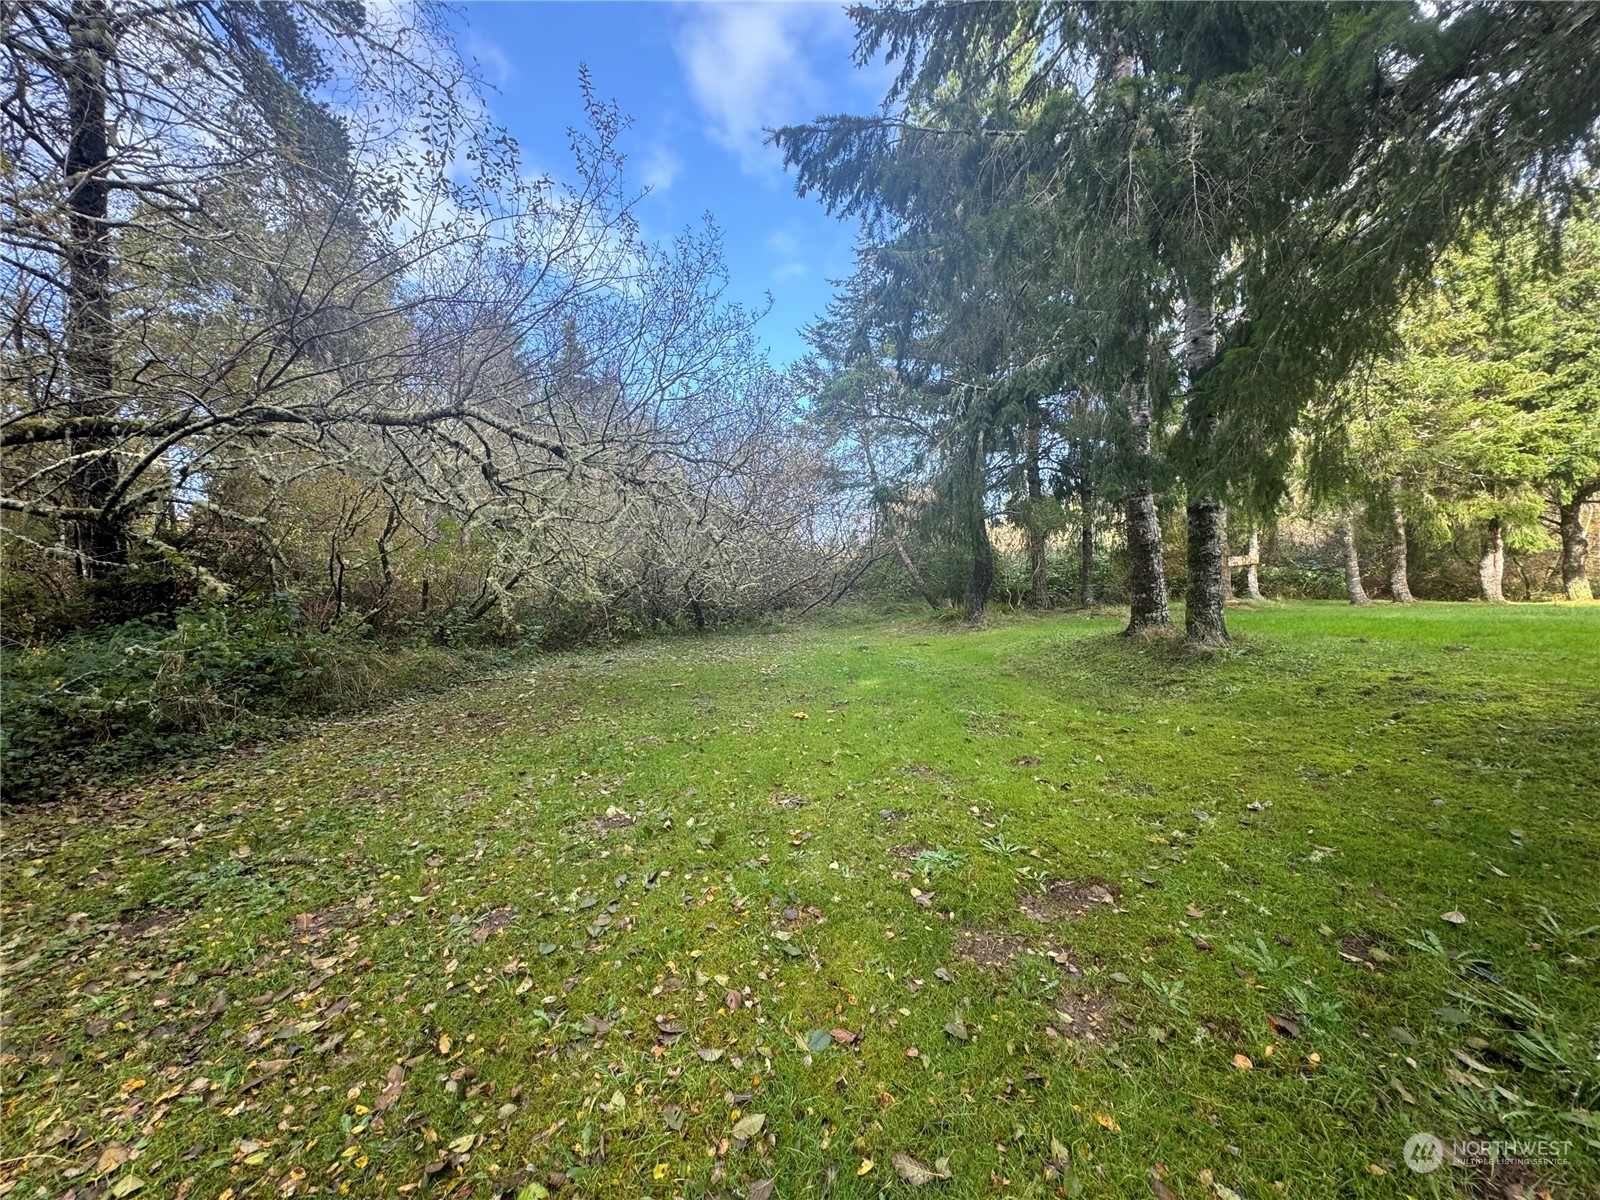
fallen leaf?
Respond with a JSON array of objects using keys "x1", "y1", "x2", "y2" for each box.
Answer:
[
  {"x1": 830, "y1": 1028, "x2": 856, "y2": 1045},
  {"x1": 446, "y1": 1133, "x2": 474, "y2": 1154},
  {"x1": 697, "y1": 1047, "x2": 724, "y2": 1062},
  {"x1": 1265, "y1": 1014, "x2": 1300, "y2": 1039},
  {"x1": 1441, "y1": 910, "x2": 1467, "y2": 925},
  {"x1": 108, "y1": 1176, "x2": 144, "y2": 1198},
  {"x1": 726, "y1": 989, "x2": 742, "y2": 1012},
  {"x1": 1186, "y1": 905, "x2": 1205, "y2": 918},
  {"x1": 1095, "y1": 1113, "x2": 1121, "y2": 1132},
  {"x1": 749, "y1": 1180, "x2": 775, "y2": 1200},
  {"x1": 892, "y1": 1152, "x2": 951, "y2": 1185},
  {"x1": 943, "y1": 1018, "x2": 969, "y2": 1042},
  {"x1": 1232, "y1": 1054, "x2": 1253, "y2": 1071},
  {"x1": 792, "y1": 712, "x2": 809, "y2": 720},
  {"x1": 374, "y1": 1063, "x2": 404, "y2": 1111},
  {"x1": 806, "y1": 1029, "x2": 832, "y2": 1053},
  {"x1": 437, "y1": 1033, "x2": 452, "y2": 1055},
  {"x1": 857, "y1": 1158, "x2": 875, "y2": 1176},
  {"x1": 96, "y1": 1144, "x2": 131, "y2": 1174},
  {"x1": 731, "y1": 1112, "x2": 766, "y2": 1142},
  {"x1": 1148, "y1": 1167, "x2": 1178, "y2": 1200}
]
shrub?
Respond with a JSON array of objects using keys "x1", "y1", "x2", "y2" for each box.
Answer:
[{"x1": 1, "y1": 597, "x2": 490, "y2": 802}]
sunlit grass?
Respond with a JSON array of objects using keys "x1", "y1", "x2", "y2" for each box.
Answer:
[{"x1": 3, "y1": 601, "x2": 1597, "y2": 1198}]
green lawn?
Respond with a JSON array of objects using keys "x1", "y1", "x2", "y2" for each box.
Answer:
[{"x1": 4, "y1": 601, "x2": 1598, "y2": 1200}]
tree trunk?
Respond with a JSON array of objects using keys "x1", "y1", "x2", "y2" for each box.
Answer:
[
  {"x1": 1478, "y1": 516, "x2": 1506, "y2": 603},
  {"x1": 63, "y1": 0, "x2": 126, "y2": 574},
  {"x1": 1218, "y1": 508, "x2": 1234, "y2": 603},
  {"x1": 1025, "y1": 398, "x2": 1049, "y2": 608},
  {"x1": 1559, "y1": 496, "x2": 1593, "y2": 601},
  {"x1": 1340, "y1": 515, "x2": 1371, "y2": 605},
  {"x1": 1244, "y1": 529, "x2": 1263, "y2": 601},
  {"x1": 1181, "y1": 296, "x2": 1228, "y2": 645},
  {"x1": 1186, "y1": 499, "x2": 1229, "y2": 644},
  {"x1": 962, "y1": 426, "x2": 993, "y2": 623},
  {"x1": 1079, "y1": 485, "x2": 1096, "y2": 607},
  {"x1": 1387, "y1": 478, "x2": 1415, "y2": 603},
  {"x1": 863, "y1": 433, "x2": 938, "y2": 608},
  {"x1": 1122, "y1": 377, "x2": 1170, "y2": 634}
]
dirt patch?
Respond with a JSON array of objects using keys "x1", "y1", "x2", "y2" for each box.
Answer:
[
  {"x1": 115, "y1": 908, "x2": 188, "y2": 940},
  {"x1": 878, "y1": 808, "x2": 906, "y2": 824},
  {"x1": 902, "y1": 763, "x2": 945, "y2": 782},
  {"x1": 771, "y1": 791, "x2": 809, "y2": 810},
  {"x1": 1012, "y1": 754, "x2": 1043, "y2": 767},
  {"x1": 291, "y1": 897, "x2": 375, "y2": 946},
  {"x1": 1338, "y1": 933, "x2": 1392, "y2": 970},
  {"x1": 888, "y1": 843, "x2": 929, "y2": 865},
  {"x1": 1464, "y1": 1157, "x2": 1543, "y2": 1200},
  {"x1": 776, "y1": 904, "x2": 824, "y2": 930},
  {"x1": 954, "y1": 929, "x2": 1031, "y2": 969},
  {"x1": 590, "y1": 807, "x2": 636, "y2": 833},
  {"x1": 1019, "y1": 879, "x2": 1119, "y2": 923},
  {"x1": 471, "y1": 905, "x2": 517, "y2": 943},
  {"x1": 1046, "y1": 989, "x2": 1114, "y2": 1043}
]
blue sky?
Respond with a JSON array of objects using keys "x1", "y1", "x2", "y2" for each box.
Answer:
[{"x1": 454, "y1": 2, "x2": 892, "y2": 365}]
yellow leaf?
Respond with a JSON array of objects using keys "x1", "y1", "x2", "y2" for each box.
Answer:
[
  {"x1": 122, "y1": 1078, "x2": 146, "y2": 1092},
  {"x1": 653, "y1": 1164, "x2": 669, "y2": 1180},
  {"x1": 1232, "y1": 1054, "x2": 1253, "y2": 1071},
  {"x1": 1095, "y1": 1113, "x2": 1121, "y2": 1132},
  {"x1": 792, "y1": 711, "x2": 809, "y2": 720},
  {"x1": 857, "y1": 1158, "x2": 875, "y2": 1176},
  {"x1": 438, "y1": 1033, "x2": 452, "y2": 1055}
]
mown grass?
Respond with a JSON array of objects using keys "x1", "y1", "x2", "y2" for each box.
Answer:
[{"x1": 3, "y1": 600, "x2": 1598, "y2": 1200}]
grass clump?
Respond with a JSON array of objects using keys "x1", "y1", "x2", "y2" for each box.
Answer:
[{"x1": 1, "y1": 601, "x2": 1597, "y2": 1198}]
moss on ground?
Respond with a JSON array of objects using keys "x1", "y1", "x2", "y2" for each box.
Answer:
[{"x1": 3, "y1": 601, "x2": 1598, "y2": 1199}]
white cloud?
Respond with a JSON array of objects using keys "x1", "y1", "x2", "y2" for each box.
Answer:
[
  {"x1": 639, "y1": 142, "x2": 684, "y2": 193},
  {"x1": 773, "y1": 260, "x2": 806, "y2": 281},
  {"x1": 464, "y1": 33, "x2": 513, "y2": 89},
  {"x1": 675, "y1": 1, "x2": 857, "y2": 177},
  {"x1": 766, "y1": 228, "x2": 801, "y2": 256}
]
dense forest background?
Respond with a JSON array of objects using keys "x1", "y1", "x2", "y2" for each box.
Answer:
[{"x1": 3, "y1": 0, "x2": 1598, "y2": 798}]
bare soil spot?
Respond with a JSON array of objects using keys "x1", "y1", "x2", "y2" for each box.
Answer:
[
  {"x1": 1020, "y1": 879, "x2": 1119, "y2": 923},
  {"x1": 1464, "y1": 1157, "x2": 1543, "y2": 1200},
  {"x1": 1012, "y1": 754, "x2": 1043, "y2": 767},
  {"x1": 116, "y1": 907, "x2": 188, "y2": 941},
  {"x1": 472, "y1": 905, "x2": 517, "y2": 943},
  {"x1": 954, "y1": 928, "x2": 1031, "y2": 969},
  {"x1": 1338, "y1": 933, "x2": 1392, "y2": 970},
  {"x1": 1046, "y1": 988, "x2": 1114, "y2": 1043},
  {"x1": 776, "y1": 904, "x2": 824, "y2": 931},
  {"x1": 888, "y1": 843, "x2": 928, "y2": 865},
  {"x1": 902, "y1": 763, "x2": 945, "y2": 782},
  {"x1": 878, "y1": 807, "x2": 907, "y2": 824},
  {"x1": 590, "y1": 808, "x2": 636, "y2": 833},
  {"x1": 772, "y1": 791, "x2": 808, "y2": 810}
]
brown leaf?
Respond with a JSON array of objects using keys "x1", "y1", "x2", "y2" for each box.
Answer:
[
  {"x1": 750, "y1": 1180, "x2": 775, "y2": 1200},
  {"x1": 891, "y1": 1153, "x2": 951, "y2": 1186},
  {"x1": 374, "y1": 1064, "x2": 404, "y2": 1111},
  {"x1": 1148, "y1": 1166, "x2": 1178, "y2": 1200},
  {"x1": 725, "y1": 989, "x2": 742, "y2": 1012},
  {"x1": 1265, "y1": 1013, "x2": 1300, "y2": 1039},
  {"x1": 830, "y1": 1028, "x2": 856, "y2": 1045}
]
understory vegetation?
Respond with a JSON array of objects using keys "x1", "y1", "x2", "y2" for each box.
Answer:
[{"x1": 3, "y1": 605, "x2": 1598, "y2": 1199}]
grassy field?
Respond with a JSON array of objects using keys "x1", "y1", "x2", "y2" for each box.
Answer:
[{"x1": 3, "y1": 601, "x2": 1598, "y2": 1200}]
